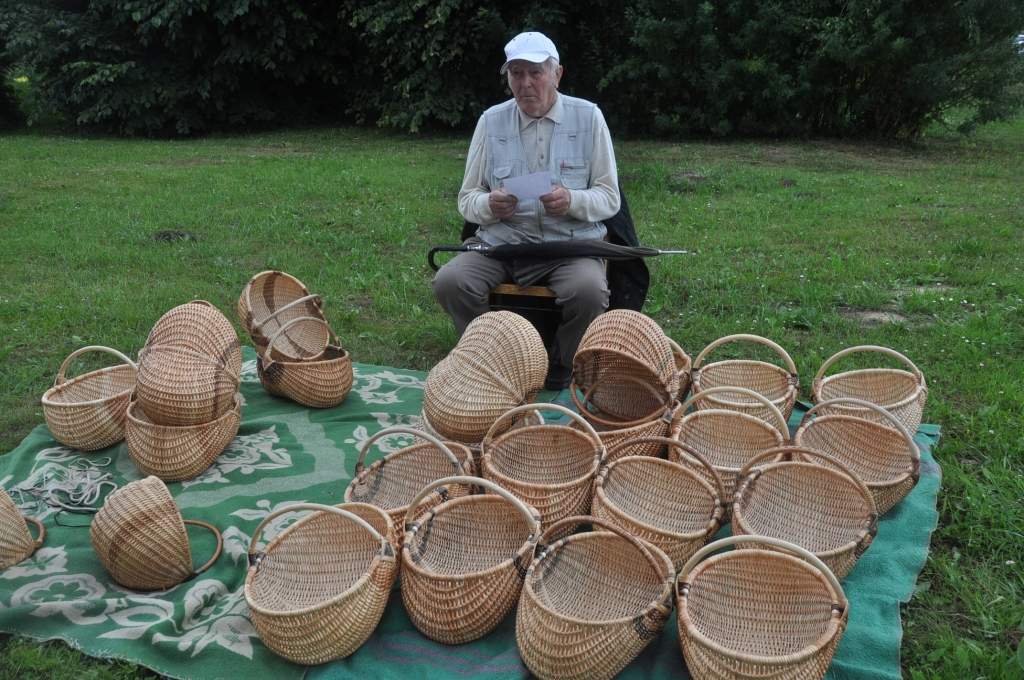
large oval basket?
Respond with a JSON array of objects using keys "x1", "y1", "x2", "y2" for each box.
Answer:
[
  {"x1": 732, "y1": 446, "x2": 878, "y2": 579},
  {"x1": 90, "y1": 476, "x2": 222, "y2": 590},
  {"x1": 136, "y1": 344, "x2": 240, "y2": 426},
  {"x1": 41, "y1": 346, "x2": 138, "y2": 451},
  {"x1": 146, "y1": 300, "x2": 241, "y2": 376},
  {"x1": 677, "y1": 536, "x2": 848, "y2": 680},
  {"x1": 516, "y1": 516, "x2": 675, "y2": 680},
  {"x1": 257, "y1": 317, "x2": 353, "y2": 408},
  {"x1": 0, "y1": 488, "x2": 45, "y2": 570},
  {"x1": 402, "y1": 476, "x2": 541, "y2": 644},
  {"x1": 691, "y1": 334, "x2": 799, "y2": 422},
  {"x1": 794, "y1": 398, "x2": 920, "y2": 514},
  {"x1": 238, "y1": 270, "x2": 329, "y2": 361},
  {"x1": 244, "y1": 503, "x2": 396, "y2": 664},
  {"x1": 813, "y1": 345, "x2": 927, "y2": 433}
]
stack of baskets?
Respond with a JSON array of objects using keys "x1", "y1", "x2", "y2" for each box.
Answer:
[
  {"x1": 127, "y1": 301, "x2": 242, "y2": 481},
  {"x1": 239, "y1": 271, "x2": 353, "y2": 409}
]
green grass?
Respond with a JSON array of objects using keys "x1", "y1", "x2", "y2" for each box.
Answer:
[{"x1": 1, "y1": 114, "x2": 1022, "y2": 678}]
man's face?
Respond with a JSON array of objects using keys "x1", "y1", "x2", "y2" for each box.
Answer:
[{"x1": 507, "y1": 60, "x2": 563, "y2": 118}]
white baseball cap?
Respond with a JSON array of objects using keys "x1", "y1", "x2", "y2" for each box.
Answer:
[{"x1": 500, "y1": 32, "x2": 559, "y2": 74}]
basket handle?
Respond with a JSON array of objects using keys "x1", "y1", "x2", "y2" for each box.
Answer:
[
  {"x1": 799, "y1": 397, "x2": 919, "y2": 460},
  {"x1": 24, "y1": 516, "x2": 46, "y2": 550},
  {"x1": 483, "y1": 403, "x2": 605, "y2": 464},
  {"x1": 138, "y1": 345, "x2": 241, "y2": 386},
  {"x1": 251, "y1": 294, "x2": 323, "y2": 333},
  {"x1": 813, "y1": 345, "x2": 925, "y2": 389},
  {"x1": 737, "y1": 446, "x2": 878, "y2": 516},
  {"x1": 182, "y1": 519, "x2": 223, "y2": 576},
  {"x1": 354, "y1": 426, "x2": 463, "y2": 477},
  {"x1": 667, "y1": 338, "x2": 691, "y2": 371},
  {"x1": 604, "y1": 436, "x2": 727, "y2": 503},
  {"x1": 402, "y1": 475, "x2": 541, "y2": 535},
  {"x1": 692, "y1": 334, "x2": 798, "y2": 375},
  {"x1": 677, "y1": 535, "x2": 847, "y2": 611},
  {"x1": 246, "y1": 503, "x2": 391, "y2": 568},
  {"x1": 569, "y1": 374, "x2": 673, "y2": 428},
  {"x1": 680, "y1": 386, "x2": 790, "y2": 438},
  {"x1": 539, "y1": 515, "x2": 674, "y2": 586},
  {"x1": 54, "y1": 346, "x2": 137, "y2": 387},
  {"x1": 262, "y1": 316, "x2": 339, "y2": 366}
]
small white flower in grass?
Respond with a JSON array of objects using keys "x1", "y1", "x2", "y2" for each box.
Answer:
[{"x1": 1007, "y1": 560, "x2": 1016, "y2": 566}]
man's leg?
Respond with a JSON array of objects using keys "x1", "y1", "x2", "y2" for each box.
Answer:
[
  {"x1": 432, "y1": 251, "x2": 512, "y2": 336},
  {"x1": 544, "y1": 257, "x2": 610, "y2": 383}
]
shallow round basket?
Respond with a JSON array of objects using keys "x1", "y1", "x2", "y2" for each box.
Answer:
[
  {"x1": 90, "y1": 476, "x2": 222, "y2": 591},
  {"x1": 41, "y1": 346, "x2": 138, "y2": 451},
  {"x1": 516, "y1": 516, "x2": 675, "y2": 680},
  {"x1": 732, "y1": 446, "x2": 878, "y2": 579},
  {"x1": 0, "y1": 488, "x2": 45, "y2": 570},
  {"x1": 690, "y1": 334, "x2": 799, "y2": 422},
  {"x1": 671, "y1": 386, "x2": 790, "y2": 501},
  {"x1": 244, "y1": 503, "x2": 397, "y2": 664},
  {"x1": 669, "y1": 338, "x2": 693, "y2": 402},
  {"x1": 146, "y1": 300, "x2": 242, "y2": 376},
  {"x1": 401, "y1": 476, "x2": 541, "y2": 644},
  {"x1": 676, "y1": 536, "x2": 848, "y2": 680},
  {"x1": 238, "y1": 270, "x2": 329, "y2": 361},
  {"x1": 136, "y1": 344, "x2": 241, "y2": 426},
  {"x1": 257, "y1": 317, "x2": 353, "y2": 408},
  {"x1": 125, "y1": 393, "x2": 241, "y2": 482},
  {"x1": 794, "y1": 398, "x2": 920, "y2": 515},
  {"x1": 813, "y1": 345, "x2": 928, "y2": 434},
  {"x1": 592, "y1": 437, "x2": 726, "y2": 570},
  {"x1": 480, "y1": 404, "x2": 604, "y2": 533},
  {"x1": 571, "y1": 401, "x2": 681, "y2": 463},
  {"x1": 343, "y1": 427, "x2": 474, "y2": 543}
]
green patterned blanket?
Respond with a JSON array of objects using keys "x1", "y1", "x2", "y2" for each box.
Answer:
[{"x1": 0, "y1": 347, "x2": 941, "y2": 680}]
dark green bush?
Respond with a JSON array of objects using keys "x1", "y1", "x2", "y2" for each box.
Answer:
[{"x1": 0, "y1": 9, "x2": 25, "y2": 128}]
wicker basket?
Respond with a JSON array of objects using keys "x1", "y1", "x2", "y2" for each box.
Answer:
[
  {"x1": 691, "y1": 333, "x2": 799, "y2": 422},
  {"x1": 0, "y1": 488, "x2": 45, "y2": 570},
  {"x1": 480, "y1": 404, "x2": 604, "y2": 533},
  {"x1": 592, "y1": 437, "x2": 726, "y2": 570},
  {"x1": 572, "y1": 310, "x2": 678, "y2": 424},
  {"x1": 146, "y1": 300, "x2": 242, "y2": 376},
  {"x1": 136, "y1": 344, "x2": 241, "y2": 426},
  {"x1": 423, "y1": 312, "x2": 547, "y2": 445},
  {"x1": 238, "y1": 270, "x2": 329, "y2": 361},
  {"x1": 401, "y1": 475, "x2": 542, "y2": 644},
  {"x1": 794, "y1": 398, "x2": 920, "y2": 514},
  {"x1": 244, "y1": 503, "x2": 396, "y2": 664},
  {"x1": 669, "y1": 338, "x2": 692, "y2": 401},
  {"x1": 571, "y1": 372, "x2": 675, "y2": 430},
  {"x1": 676, "y1": 535, "x2": 848, "y2": 680},
  {"x1": 257, "y1": 317, "x2": 353, "y2": 408},
  {"x1": 41, "y1": 346, "x2": 138, "y2": 451},
  {"x1": 671, "y1": 386, "x2": 790, "y2": 500},
  {"x1": 516, "y1": 515, "x2": 675, "y2": 680},
  {"x1": 343, "y1": 427, "x2": 474, "y2": 543},
  {"x1": 571, "y1": 401, "x2": 681, "y2": 463},
  {"x1": 813, "y1": 345, "x2": 928, "y2": 434},
  {"x1": 125, "y1": 393, "x2": 241, "y2": 481},
  {"x1": 90, "y1": 476, "x2": 222, "y2": 590},
  {"x1": 732, "y1": 446, "x2": 878, "y2": 579}
]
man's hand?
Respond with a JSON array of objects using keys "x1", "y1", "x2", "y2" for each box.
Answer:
[
  {"x1": 488, "y1": 188, "x2": 518, "y2": 220},
  {"x1": 540, "y1": 185, "x2": 571, "y2": 216}
]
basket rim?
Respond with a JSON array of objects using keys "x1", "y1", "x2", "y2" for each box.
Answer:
[
  {"x1": 126, "y1": 392, "x2": 242, "y2": 432},
  {"x1": 522, "y1": 531, "x2": 674, "y2": 627},
  {"x1": 691, "y1": 360, "x2": 798, "y2": 404},
  {"x1": 481, "y1": 424, "x2": 601, "y2": 491},
  {"x1": 677, "y1": 549, "x2": 846, "y2": 666},
  {"x1": 41, "y1": 363, "x2": 137, "y2": 408},
  {"x1": 674, "y1": 408, "x2": 789, "y2": 459},
  {"x1": 813, "y1": 368, "x2": 926, "y2": 412},
  {"x1": 573, "y1": 400, "x2": 679, "y2": 435}
]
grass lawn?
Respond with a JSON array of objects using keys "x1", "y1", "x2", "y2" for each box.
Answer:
[{"x1": 0, "y1": 113, "x2": 1022, "y2": 679}]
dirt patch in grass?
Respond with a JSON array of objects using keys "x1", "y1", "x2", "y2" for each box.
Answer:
[{"x1": 838, "y1": 306, "x2": 909, "y2": 327}]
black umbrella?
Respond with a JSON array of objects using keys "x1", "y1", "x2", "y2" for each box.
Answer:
[{"x1": 427, "y1": 241, "x2": 688, "y2": 271}]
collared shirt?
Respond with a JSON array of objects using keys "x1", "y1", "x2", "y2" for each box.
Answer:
[{"x1": 458, "y1": 93, "x2": 620, "y2": 226}]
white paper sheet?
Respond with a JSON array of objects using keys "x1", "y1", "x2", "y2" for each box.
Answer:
[{"x1": 501, "y1": 170, "x2": 553, "y2": 200}]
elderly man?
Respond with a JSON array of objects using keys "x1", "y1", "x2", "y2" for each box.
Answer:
[{"x1": 432, "y1": 31, "x2": 620, "y2": 390}]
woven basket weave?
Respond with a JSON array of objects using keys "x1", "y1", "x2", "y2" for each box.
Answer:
[
  {"x1": 90, "y1": 476, "x2": 222, "y2": 590},
  {"x1": 125, "y1": 394, "x2": 241, "y2": 482},
  {"x1": 516, "y1": 515, "x2": 675, "y2": 680},
  {"x1": 571, "y1": 373, "x2": 675, "y2": 430},
  {"x1": 146, "y1": 300, "x2": 242, "y2": 376},
  {"x1": 238, "y1": 270, "x2": 329, "y2": 361},
  {"x1": 691, "y1": 334, "x2": 799, "y2": 422},
  {"x1": 592, "y1": 437, "x2": 726, "y2": 570},
  {"x1": 671, "y1": 386, "x2": 790, "y2": 501},
  {"x1": 257, "y1": 317, "x2": 353, "y2": 408},
  {"x1": 0, "y1": 488, "x2": 45, "y2": 570},
  {"x1": 343, "y1": 427, "x2": 474, "y2": 544},
  {"x1": 668, "y1": 338, "x2": 692, "y2": 401},
  {"x1": 795, "y1": 398, "x2": 920, "y2": 514},
  {"x1": 813, "y1": 345, "x2": 928, "y2": 433},
  {"x1": 41, "y1": 346, "x2": 137, "y2": 451},
  {"x1": 245, "y1": 503, "x2": 396, "y2": 664},
  {"x1": 732, "y1": 446, "x2": 878, "y2": 579},
  {"x1": 677, "y1": 535, "x2": 848, "y2": 680},
  {"x1": 480, "y1": 404, "x2": 604, "y2": 533},
  {"x1": 136, "y1": 344, "x2": 241, "y2": 426},
  {"x1": 423, "y1": 311, "x2": 547, "y2": 445},
  {"x1": 402, "y1": 475, "x2": 542, "y2": 644},
  {"x1": 571, "y1": 401, "x2": 681, "y2": 463}
]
